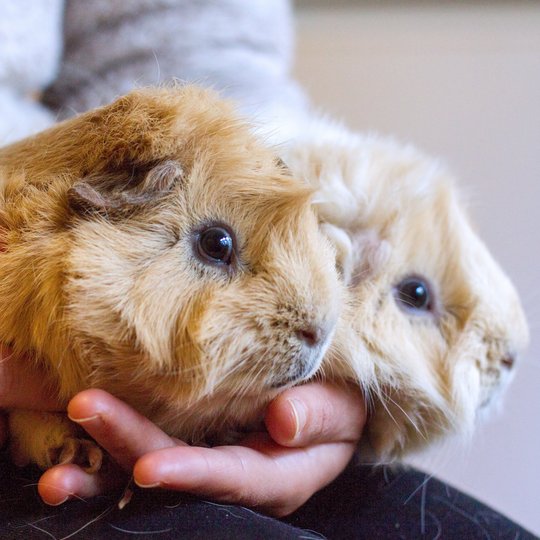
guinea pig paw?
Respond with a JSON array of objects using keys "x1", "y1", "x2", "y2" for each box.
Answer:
[{"x1": 48, "y1": 438, "x2": 103, "y2": 473}]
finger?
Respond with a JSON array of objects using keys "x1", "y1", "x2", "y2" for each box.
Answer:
[
  {"x1": 38, "y1": 463, "x2": 126, "y2": 506},
  {"x1": 0, "y1": 344, "x2": 62, "y2": 410},
  {"x1": 265, "y1": 382, "x2": 366, "y2": 447},
  {"x1": 68, "y1": 389, "x2": 183, "y2": 471},
  {"x1": 133, "y1": 434, "x2": 356, "y2": 517}
]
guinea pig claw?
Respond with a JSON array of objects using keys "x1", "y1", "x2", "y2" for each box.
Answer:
[{"x1": 48, "y1": 438, "x2": 103, "y2": 473}]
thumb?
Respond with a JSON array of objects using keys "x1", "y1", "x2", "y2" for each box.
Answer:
[{"x1": 265, "y1": 382, "x2": 366, "y2": 448}]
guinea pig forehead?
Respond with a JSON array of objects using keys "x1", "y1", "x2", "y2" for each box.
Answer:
[{"x1": 186, "y1": 164, "x2": 312, "y2": 220}]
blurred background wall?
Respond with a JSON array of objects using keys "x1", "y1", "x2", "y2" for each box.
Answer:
[{"x1": 293, "y1": 1, "x2": 540, "y2": 534}]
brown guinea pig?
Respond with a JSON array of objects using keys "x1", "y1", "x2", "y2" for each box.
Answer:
[
  {"x1": 0, "y1": 87, "x2": 342, "y2": 470},
  {"x1": 281, "y1": 122, "x2": 529, "y2": 461}
]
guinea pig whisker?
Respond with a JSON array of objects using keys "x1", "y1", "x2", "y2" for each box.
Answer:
[
  {"x1": 365, "y1": 379, "x2": 385, "y2": 415},
  {"x1": 160, "y1": 349, "x2": 255, "y2": 394},
  {"x1": 243, "y1": 358, "x2": 270, "y2": 391},
  {"x1": 169, "y1": 355, "x2": 232, "y2": 377},
  {"x1": 362, "y1": 387, "x2": 376, "y2": 416},
  {"x1": 0, "y1": 350, "x2": 16, "y2": 364},
  {"x1": 349, "y1": 267, "x2": 370, "y2": 287},
  {"x1": 375, "y1": 391, "x2": 401, "y2": 430},
  {"x1": 383, "y1": 392, "x2": 428, "y2": 442}
]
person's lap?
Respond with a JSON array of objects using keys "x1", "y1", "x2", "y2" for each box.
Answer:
[
  {"x1": 285, "y1": 460, "x2": 536, "y2": 539},
  {"x1": 0, "y1": 452, "x2": 534, "y2": 539}
]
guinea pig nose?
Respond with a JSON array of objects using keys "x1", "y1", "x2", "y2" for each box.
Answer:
[
  {"x1": 296, "y1": 326, "x2": 322, "y2": 347},
  {"x1": 501, "y1": 354, "x2": 515, "y2": 369}
]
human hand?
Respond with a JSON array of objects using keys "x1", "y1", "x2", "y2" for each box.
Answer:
[
  {"x1": 38, "y1": 382, "x2": 366, "y2": 517},
  {"x1": 0, "y1": 344, "x2": 63, "y2": 446}
]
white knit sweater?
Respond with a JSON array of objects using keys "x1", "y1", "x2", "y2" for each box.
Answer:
[
  {"x1": 0, "y1": 0, "x2": 63, "y2": 143},
  {"x1": 0, "y1": 0, "x2": 309, "y2": 145}
]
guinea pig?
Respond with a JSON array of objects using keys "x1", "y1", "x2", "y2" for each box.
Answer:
[
  {"x1": 280, "y1": 121, "x2": 529, "y2": 461},
  {"x1": 0, "y1": 86, "x2": 342, "y2": 470}
]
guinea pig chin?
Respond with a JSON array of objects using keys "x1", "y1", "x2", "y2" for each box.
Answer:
[{"x1": 269, "y1": 324, "x2": 335, "y2": 389}]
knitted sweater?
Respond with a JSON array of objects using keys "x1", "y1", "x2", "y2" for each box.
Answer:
[
  {"x1": 0, "y1": 0, "x2": 63, "y2": 143},
  {"x1": 1, "y1": 0, "x2": 309, "y2": 145}
]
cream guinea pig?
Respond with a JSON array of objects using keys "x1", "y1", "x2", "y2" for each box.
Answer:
[
  {"x1": 280, "y1": 120, "x2": 529, "y2": 460},
  {"x1": 0, "y1": 87, "x2": 342, "y2": 470}
]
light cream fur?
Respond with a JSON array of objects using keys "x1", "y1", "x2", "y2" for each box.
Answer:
[
  {"x1": 0, "y1": 87, "x2": 341, "y2": 468},
  {"x1": 281, "y1": 121, "x2": 529, "y2": 459}
]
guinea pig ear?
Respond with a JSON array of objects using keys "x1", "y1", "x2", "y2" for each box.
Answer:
[
  {"x1": 350, "y1": 230, "x2": 392, "y2": 286},
  {"x1": 68, "y1": 160, "x2": 183, "y2": 217},
  {"x1": 322, "y1": 224, "x2": 391, "y2": 287},
  {"x1": 320, "y1": 223, "x2": 354, "y2": 282}
]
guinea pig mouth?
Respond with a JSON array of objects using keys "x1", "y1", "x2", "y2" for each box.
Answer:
[
  {"x1": 270, "y1": 364, "x2": 318, "y2": 389},
  {"x1": 269, "y1": 340, "x2": 330, "y2": 389}
]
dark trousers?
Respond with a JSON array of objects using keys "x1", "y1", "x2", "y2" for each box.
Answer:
[{"x1": 1, "y1": 453, "x2": 535, "y2": 539}]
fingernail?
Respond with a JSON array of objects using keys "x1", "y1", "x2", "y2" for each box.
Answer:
[
  {"x1": 67, "y1": 413, "x2": 99, "y2": 424},
  {"x1": 46, "y1": 496, "x2": 69, "y2": 506},
  {"x1": 134, "y1": 479, "x2": 161, "y2": 489},
  {"x1": 288, "y1": 398, "x2": 307, "y2": 440}
]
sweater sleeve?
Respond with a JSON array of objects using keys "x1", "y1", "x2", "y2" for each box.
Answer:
[
  {"x1": 43, "y1": 0, "x2": 310, "y2": 143},
  {"x1": 0, "y1": 0, "x2": 64, "y2": 144}
]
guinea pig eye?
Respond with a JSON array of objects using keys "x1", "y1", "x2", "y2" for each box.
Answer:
[
  {"x1": 196, "y1": 226, "x2": 234, "y2": 265},
  {"x1": 394, "y1": 277, "x2": 433, "y2": 313}
]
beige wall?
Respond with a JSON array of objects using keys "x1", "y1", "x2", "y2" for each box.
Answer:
[{"x1": 294, "y1": 2, "x2": 540, "y2": 535}]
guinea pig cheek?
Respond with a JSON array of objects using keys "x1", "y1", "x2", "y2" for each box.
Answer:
[
  {"x1": 445, "y1": 329, "x2": 505, "y2": 433},
  {"x1": 447, "y1": 356, "x2": 482, "y2": 436},
  {"x1": 475, "y1": 349, "x2": 516, "y2": 415},
  {"x1": 264, "y1": 290, "x2": 339, "y2": 389},
  {"x1": 194, "y1": 283, "x2": 335, "y2": 394}
]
